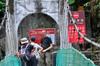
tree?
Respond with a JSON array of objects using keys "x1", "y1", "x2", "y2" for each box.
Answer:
[{"x1": 0, "y1": 0, "x2": 5, "y2": 13}]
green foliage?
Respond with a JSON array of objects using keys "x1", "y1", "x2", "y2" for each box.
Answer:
[
  {"x1": 67, "y1": 0, "x2": 75, "y2": 5},
  {"x1": 0, "y1": 0, "x2": 5, "y2": 12}
]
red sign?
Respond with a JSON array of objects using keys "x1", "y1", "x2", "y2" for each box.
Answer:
[
  {"x1": 28, "y1": 28, "x2": 56, "y2": 44},
  {"x1": 68, "y1": 24, "x2": 86, "y2": 44},
  {"x1": 68, "y1": 11, "x2": 86, "y2": 44},
  {"x1": 69, "y1": 11, "x2": 85, "y2": 24},
  {"x1": 72, "y1": 12, "x2": 79, "y2": 19},
  {"x1": 28, "y1": 29, "x2": 44, "y2": 44}
]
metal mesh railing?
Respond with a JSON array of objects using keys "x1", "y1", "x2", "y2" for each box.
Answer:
[
  {"x1": 0, "y1": 55, "x2": 21, "y2": 66},
  {"x1": 56, "y1": 47, "x2": 96, "y2": 66}
]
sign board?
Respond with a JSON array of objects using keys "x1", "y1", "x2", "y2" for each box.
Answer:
[
  {"x1": 69, "y1": 11, "x2": 85, "y2": 24},
  {"x1": 28, "y1": 28, "x2": 56, "y2": 44},
  {"x1": 68, "y1": 24, "x2": 86, "y2": 44},
  {"x1": 68, "y1": 11, "x2": 86, "y2": 44},
  {"x1": 72, "y1": 12, "x2": 79, "y2": 19},
  {"x1": 28, "y1": 29, "x2": 44, "y2": 44}
]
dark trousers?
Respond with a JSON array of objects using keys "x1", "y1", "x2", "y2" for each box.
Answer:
[
  {"x1": 20, "y1": 55, "x2": 38, "y2": 66},
  {"x1": 39, "y1": 52, "x2": 52, "y2": 66}
]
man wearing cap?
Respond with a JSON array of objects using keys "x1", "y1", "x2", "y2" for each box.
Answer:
[{"x1": 16, "y1": 37, "x2": 37, "y2": 66}]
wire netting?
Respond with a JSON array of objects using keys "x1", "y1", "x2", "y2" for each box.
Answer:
[
  {"x1": 0, "y1": 55, "x2": 21, "y2": 66},
  {"x1": 56, "y1": 47, "x2": 96, "y2": 66}
]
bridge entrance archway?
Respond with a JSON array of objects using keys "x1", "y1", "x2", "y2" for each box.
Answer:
[{"x1": 18, "y1": 13, "x2": 60, "y2": 47}]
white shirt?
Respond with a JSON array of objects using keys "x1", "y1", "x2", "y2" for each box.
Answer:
[{"x1": 31, "y1": 42, "x2": 42, "y2": 59}]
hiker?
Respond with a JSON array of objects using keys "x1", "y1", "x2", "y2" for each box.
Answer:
[
  {"x1": 40, "y1": 33, "x2": 53, "y2": 66},
  {"x1": 30, "y1": 36, "x2": 43, "y2": 66},
  {"x1": 16, "y1": 37, "x2": 37, "y2": 66}
]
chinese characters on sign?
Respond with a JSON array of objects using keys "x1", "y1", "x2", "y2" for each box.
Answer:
[
  {"x1": 28, "y1": 28, "x2": 56, "y2": 44},
  {"x1": 68, "y1": 24, "x2": 86, "y2": 43},
  {"x1": 28, "y1": 11, "x2": 86, "y2": 44},
  {"x1": 68, "y1": 11, "x2": 86, "y2": 44}
]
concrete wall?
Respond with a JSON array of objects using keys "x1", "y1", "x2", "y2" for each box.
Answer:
[{"x1": 14, "y1": 0, "x2": 59, "y2": 30}]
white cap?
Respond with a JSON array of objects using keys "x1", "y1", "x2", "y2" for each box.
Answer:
[{"x1": 20, "y1": 37, "x2": 29, "y2": 44}]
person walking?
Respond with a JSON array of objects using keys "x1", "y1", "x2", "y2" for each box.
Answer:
[
  {"x1": 16, "y1": 37, "x2": 37, "y2": 66},
  {"x1": 30, "y1": 36, "x2": 43, "y2": 66},
  {"x1": 40, "y1": 33, "x2": 53, "y2": 66}
]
